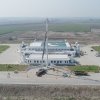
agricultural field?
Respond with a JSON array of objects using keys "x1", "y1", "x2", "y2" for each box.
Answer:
[
  {"x1": 92, "y1": 46, "x2": 100, "y2": 52},
  {"x1": 0, "y1": 23, "x2": 100, "y2": 44},
  {"x1": 0, "y1": 64, "x2": 28, "y2": 71},
  {"x1": 0, "y1": 23, "x2": 45, "y2": 35},
  {"x1": 0, "y1": 20, "x2": 100, "y2": 44},
  {"x1": 49, "y1": 23, "x2": 91, "y2": 32},
  {"x1": 0, "y1": 45, "x2": 9, "y2": 53},
  {"x1": 0, "y1": 22, "x2": 100, "y2": 35},
  {"x1": 68, "y1": 65, "x2": 100, "y2": 73}
]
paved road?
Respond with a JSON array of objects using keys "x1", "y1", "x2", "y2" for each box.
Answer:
[
  {"x1": 1, "y1": 78, "x2": 100, "y2": 85},
  {"x1": 0, "y1": 44, "x2": 21, "y2": 64},
  {"x1": 0, "y1": 71, "x2": 100, "y2": 85}
]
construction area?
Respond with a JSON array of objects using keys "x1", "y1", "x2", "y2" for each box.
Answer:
[{"x1": 0, "y1": 43, "x2": 100, "y2": 85}]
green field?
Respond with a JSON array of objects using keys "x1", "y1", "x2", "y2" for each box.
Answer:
[
  {"x1": 68, "y1": 65, "x2": 100, "y2": 73},
  {"x1": 0, "y1": 45, "x2": 10, "y2": 53},
  {"x1": 49, "y1": 23, "x2": 91, "y2": 32},
  {"x1": 0, "y1": 22, "x2": 100, "y2": 35},
  {"x1": 0, "y1": 24, "x2": 44, "y2": 35},
  {"x1": 92, "y1": 46, "x2": 100, "y2": 52},
  {"x1": 0, "y1": 64, "x2": 28, "y2": 71}
]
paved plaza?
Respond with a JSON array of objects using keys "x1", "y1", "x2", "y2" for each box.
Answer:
[{"x1": 0, "y1": 44, "x2": 21, "y2": 64}]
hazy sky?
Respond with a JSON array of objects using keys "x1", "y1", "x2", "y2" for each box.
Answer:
[{"x1": 0, "y1": 0, "x2": 100, "y2": 18}]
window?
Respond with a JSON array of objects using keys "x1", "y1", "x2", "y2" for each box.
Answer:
[
  {"x1": 43, "y1": 60, "x2": 45, "y2": 63},
  {"x1": 34, "y1": 60, "x2": 36, "y2": 63},
  {"x1": 60, "y1": 61, "x2": 62, "y2": 63},
  {"x1": 57, "y1": 61, "x2": 59, "y2": 64},
  {"x1": 51, "y1": 61, "x2": 53, "y2": 63},
  {"x1": 54, "y1": 61, "x2": 56, "y2": 63},
  {"x1": 69, "y1": 60, "x2": 71, "y2": 63},
  {"x1": 65, "y1": 61, "x2": 66, "y2": 63},
  {"x1": 70, "y1": 49, "x2": 74, "y2": 51},
  {"x1": 28, "y1": 60, "x2": 31, "y2": 63}
]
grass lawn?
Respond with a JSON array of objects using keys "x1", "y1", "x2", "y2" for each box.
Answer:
[
  {"x1": 92, "y1": 46, "x2": 100, "y2": 52},
  {"x1": 0, "y1": 64, "x2": 28, "y2": 71},
  {"x1": 68, "y1": 65, "x2": 100, "y2": 73},
  {"x1": 0, "y1": 45, "x2": 10, "y2": 53}
]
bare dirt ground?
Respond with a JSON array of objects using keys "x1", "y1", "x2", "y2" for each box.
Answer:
[
  {"x1": 0, "y1": 85, "x2": 100, "y2": 100},
  {"x1": 0, "y1": 31, "x2": 100, "y2": 44}
]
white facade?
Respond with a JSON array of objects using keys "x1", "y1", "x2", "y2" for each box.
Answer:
[
  {"x1": 20, "y1": 40, "x2": 80, "y2": 66},
  {"x1": 24, "y1": 54, "x2": 76, "y2": 66},
  {"x1": 20, "y1": 40, "x2": 80, "y2": 57}
]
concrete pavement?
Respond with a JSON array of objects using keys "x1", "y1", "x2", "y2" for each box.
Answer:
[
  {"x1": 0, "y1": 44, "x2": 21, "y2": 64},
  {"x1": 0, "y1": 70, "x2": 100, "y2": 85},
  {"x1": 75, "y1": 44, "x2": 100, "y2": 66}
]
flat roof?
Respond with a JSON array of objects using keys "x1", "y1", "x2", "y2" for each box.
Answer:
[
  {"x1": 26, "y1": 54, "x2": 70, "y2": 60},
  {"x1": 29, "y1": 40, "x2": 71, "y2": 48},
  {"x1": 30, "y1": 41, "x2": 42, "y2": 47}
]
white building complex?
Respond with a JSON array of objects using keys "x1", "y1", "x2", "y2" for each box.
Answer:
[
  {"x1": 20, "y1": 40, "x2": 80, "y2": 56},
  {"x1": 19, "y1": 40, "x2": 80, "y2": 66}
]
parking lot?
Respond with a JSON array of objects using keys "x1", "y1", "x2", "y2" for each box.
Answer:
[{"x1": 75, "y1": 44, "x2": 100, "y2": 66}]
